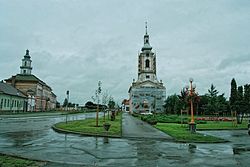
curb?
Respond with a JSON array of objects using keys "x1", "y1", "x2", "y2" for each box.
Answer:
[
  {"x1": 197, "y1": 128, "x2": 247, "y2": 131},
  {"x1": 173, "y1": 139, "x2": 229, "y2": 143},
  {"x1": 52, "y1": 125, "x2": 121, "y2": 138},
  {"x1": 0, "y1": 152, "x2": 47, "y2": 165}
]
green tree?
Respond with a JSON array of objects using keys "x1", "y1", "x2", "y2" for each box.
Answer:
[
  {"x1": 205, "y1": 84, "x2": 228, "y2": 116},
  {"x1": 230, "y1": 78, "x2": 238, "y2": 111},
  {"x1": 178, "y1": 88, "x2": 188, "y2": 110},
  {"x1": 238, "y1": 86, "x2": 243, "y2": 101},
  {"x1": 176, "y1": 87, "x2": 200, "y2": 115},
  {"x1": 62, "y1": 98, "x2": 68, "y2": 107},
  {"x1": 102, "y1": 90, "x2": 109, "y2": 110},
  {"x1": 244, "y1": 84, "x2": 250, "y2": 115},
  {"x1": 108, "y1": 96, "x2": 115, "y2": 109},
  {"x1": 208, "y1": 84, "x2": 218, "y2": 97},
  {"x1": 205, "y1": 84, "x2": 219, "y2": 115},
  {"x1": 193, "y1": 92, "x2": 201, "y2": 116},
  {"x1": 92, "y1": 81, "x2": 102, "y2": 126},
  {"x1": 235, "y1": 86, "x2": 244, "y2": 123},
  {"x1": 198, "y1": 95, "x2": 209, "y2": 115},
  {"x1": 164, "y1": 94, "x2": 182, "y2": 114},
  {"x1": 217, "y1": 94, "x2": 228, "y2": 116}
]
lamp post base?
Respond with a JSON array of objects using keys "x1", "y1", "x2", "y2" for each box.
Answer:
[{"x1": 189, "y1": 122, "x2": 196, "y2": 133}]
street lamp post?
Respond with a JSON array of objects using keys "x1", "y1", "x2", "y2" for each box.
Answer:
[
  {"x1": 96, "y1": 81, "x2": 102, "y2": 127},
  {"x1": 66, "y1": 90, "x2": 69, "y2": 124},
  {"x1": 187, "y1": 78, "x2": 196, "y2": 133}
]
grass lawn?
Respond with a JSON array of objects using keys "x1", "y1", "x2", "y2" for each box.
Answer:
[
  {"x1": 197, "y1": 121, "x2": 248, "y2": 130},
  {"x1": 0, "y1": 154, "x2": 45, "y2": 167},
  {"x1": 155, "y1": 123, "x2": 226, "y2": 143},
  {"x1": 55, "y1": 112, "x2": 122, "y2": 137}
]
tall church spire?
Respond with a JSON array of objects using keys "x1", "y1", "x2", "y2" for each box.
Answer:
[
  {"x1": 20, "y1": 49, "x2": 32, "y2": 75},
  {"x1": 128, "y1": 23, "x2": 166, "y2": 114},
  {"x1": 138, "y1": 23, "x2": 157, "y2": 83}
]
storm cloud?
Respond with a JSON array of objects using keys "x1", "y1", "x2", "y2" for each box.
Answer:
[{"x1": 0, "y1": 0, "x2": 250, "y2": 104}]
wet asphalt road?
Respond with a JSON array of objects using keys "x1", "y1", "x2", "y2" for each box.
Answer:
[{"x1": 0, "y1": 112, "x2": 250, "y2": 167}]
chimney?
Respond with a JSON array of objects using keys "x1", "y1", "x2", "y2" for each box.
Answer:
[{"x1": 11, "y1": 75, "x2": 16, "y2": 87}]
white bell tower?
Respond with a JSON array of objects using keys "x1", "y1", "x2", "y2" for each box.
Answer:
[
  {"x1": 20, "y1": 49, "x2": 32, "y2": 75},
  {"x1": 129, "y1": 22, "x2": 166, "y2": 114},
  {"x1": 137, "y1": 22, "x2": 158, "y2": 83}
]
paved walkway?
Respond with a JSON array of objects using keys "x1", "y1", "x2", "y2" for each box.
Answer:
[{"x1": 122, "y1": 112, "x2": 172, "y2": 140}]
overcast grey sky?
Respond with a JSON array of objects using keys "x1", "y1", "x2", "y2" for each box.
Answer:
[{"x1": 1, "y1": 0, "x2": 250, "y2": 105}]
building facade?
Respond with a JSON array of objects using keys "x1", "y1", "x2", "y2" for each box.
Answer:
[
  {"x1": 0, "y1": 81, "x2": 27, "y2": 112},
  {"x1": 128, "y1": 24, "x2": 166, "y2": 113},
  {"x1": 5, "y1": 50, "x2": 57, "y2": 112},
  {"x1": 122, "y1": 99, "x2": 130, "y2": 112}
]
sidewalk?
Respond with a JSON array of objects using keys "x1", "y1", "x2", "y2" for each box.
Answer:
[
  {"x1": 0, "y1": 112, "x2": 64, "y2": 118},
  {"x1": 122, "y1": 112, "x2": 172, "y2": 140}
]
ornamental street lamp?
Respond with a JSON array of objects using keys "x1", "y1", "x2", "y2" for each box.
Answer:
[{"x1": 186, "y1": 78, "x2": 196, "y2": 133}]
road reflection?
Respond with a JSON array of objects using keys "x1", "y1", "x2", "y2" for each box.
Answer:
[
  {"x1": 0, "y1": 113, "x2": 249, "y2": 166},
  {"x1": 188, "y1": 144, "x2": 197, "y2": 154}
]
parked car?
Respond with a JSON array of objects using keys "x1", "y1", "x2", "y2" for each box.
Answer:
[{"x1": 140, "y1": 112, "x2": 153, "y2": 115}]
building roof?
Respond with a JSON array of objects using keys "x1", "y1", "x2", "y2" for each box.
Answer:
[
  {"x1": 0, "y1": 82, "x2": 26, "y2": 98},
  {"x1": 5, "y1": 74, "x2": 51, "y2": 90},
  {"x1": 51, "y1": 92, "x2": 57, "y2": 97},
  {"x1": 23, "y1": 49, "x2": 31, "y2": 59},
  {"x1": 128, "y1": 80, "x2": 165, "y2": 93},
  {"x1": 122, "y1": 99, "x2": 129, "y2": 105},
  {"x1": 142, "y1": 43, "x2": 152, "y2": 51}
]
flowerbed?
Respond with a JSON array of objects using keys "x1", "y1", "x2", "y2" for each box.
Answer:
[{"x1": 196, "y1": 117, "x2": 233, "y2": 122}]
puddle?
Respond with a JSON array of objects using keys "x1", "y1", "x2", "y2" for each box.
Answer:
[{"x1": 233, "y1": 144, "x2": 250, "y2": 154}]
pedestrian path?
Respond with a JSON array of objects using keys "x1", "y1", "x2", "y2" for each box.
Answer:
[{"x1": 122, "y1": 112, "x2": 172, "y2": 140}]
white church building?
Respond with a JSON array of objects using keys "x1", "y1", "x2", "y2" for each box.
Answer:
[{"x1": 128, "y1": 24, "x2": 166, "y2": 114}]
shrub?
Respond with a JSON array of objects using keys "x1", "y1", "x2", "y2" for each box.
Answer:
[
  {"x1": 132, "y1": 113, "x2": 139, "y2": 117},
  {"x1": 147, "y1": 119, "x2": 158, "y2": 125},
  {"x1": 196, "y1": 120, "x2": 207, "y2": 124}
]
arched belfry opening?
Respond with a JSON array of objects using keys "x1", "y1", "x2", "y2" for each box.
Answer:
[{"x1": 145, "y1": 59, "x2": 150, "y2": 68}]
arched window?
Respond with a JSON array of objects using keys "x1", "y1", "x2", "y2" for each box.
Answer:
[
  {"x1": 145, "y1": 59, "x2": 150, "y2": 68},
  {"x1": 24, "y1": 61, "x2": 27, "y2": 66}
]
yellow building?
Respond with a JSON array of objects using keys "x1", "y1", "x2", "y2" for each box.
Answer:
[{"x1": 5, "y1": 50, "x2": 57, "y2": 112}]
